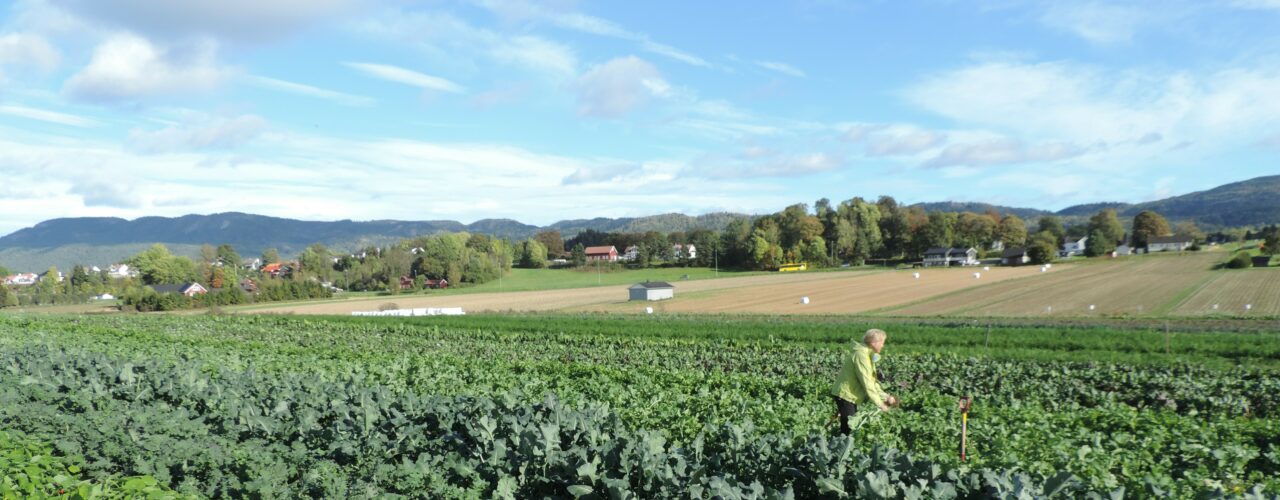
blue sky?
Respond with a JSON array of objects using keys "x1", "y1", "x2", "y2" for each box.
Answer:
[{"x1": 1, "y1": 0, "x2": 1278, "y2": 236}]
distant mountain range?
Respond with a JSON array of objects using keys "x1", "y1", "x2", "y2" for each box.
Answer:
[{"x1": 2, "y1": 175, "x2": 1277, "y2": 271}]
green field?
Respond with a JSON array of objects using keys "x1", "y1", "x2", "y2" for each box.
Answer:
[{"x1": 0, "y1": 313, "x2": 1276, "y2": 498}]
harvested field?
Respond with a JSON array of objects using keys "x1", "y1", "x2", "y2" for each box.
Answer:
[
  {"x1": 884, "y1": 253, "x2": 1223, "y2": 317},
  {"x1": 1172, "y1": 267, "x2": 1280, "y2": 316},
  {"x1": 582, "y1": 265, "x2": 1050, "y2": 314},
  {"x1": 250, "y1": 265, "x2": 1050, "y2": 315},
  {"x1": 249, "y1": 269, "x2": 886, "y2": 315}
]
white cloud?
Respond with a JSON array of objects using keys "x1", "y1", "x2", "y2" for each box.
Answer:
[
  {"x1": 127, "y1": 114, "x2": 267, "y2": 154},
  {"x1": 244, "y1": 75, "x2": 375, "y2": 106},
  {"x1": 344, "y1": 62, "x2": 465, "y2": 93},
  {"x1": 63, "y1": 33, "x2": 232, "y2": 102},
  {"x1": 574, "y1": 56, "x2": 669, "y2": 118},
  {"x1": 756, "y1": 60, "x2": 806, "y2": 78},
  {"x1": 47, "y1": 0, "x2": 358, "y2": 44},
  {"x1": 491, "y1": 35, "x2": 577, "y2": 77},
  {"x1": 0, "y1": 32, "x2": 60, "y2": 72},
  {"x1": 69, "y1": 178, "x2": 142, "y2": 208},
  {"x1": 903, "y1": 59, "x2": 1280, "y2": 153},
  {"x1": 0, "y1": 105, "x2": 98, "y2": 127},
  {"x1": 923, "y1": 138, "x2": 1088, "y2": 168},
  {"x1": 1040, "y1": 3, "x2": 1145, "y2": 44}
]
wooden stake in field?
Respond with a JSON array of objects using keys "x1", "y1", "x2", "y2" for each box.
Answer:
[{"x1": 959, "y1": 397, "x2": 972, "y2": 462}]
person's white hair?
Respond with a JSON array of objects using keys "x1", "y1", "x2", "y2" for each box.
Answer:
[{"x1": 863, "y1": 328, "x2": 886, "y2": 344}]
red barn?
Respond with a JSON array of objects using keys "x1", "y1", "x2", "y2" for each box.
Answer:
[{"x1": 584, "y1": 245, "x2": 619, "y2": 262}]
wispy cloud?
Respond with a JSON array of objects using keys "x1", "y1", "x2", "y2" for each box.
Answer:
[
  {"x1": 0, "y1": 105, "x2": 98, "y2": 127},
  {"x1": 756, "y1": 60, "x2": 806, "y2": 78},
  {"x1": 1040, "y1": 3, "x2": 1145, "y2": 45},
  {"x1": 244, "y1": 75, "x2": 375, "y2": 106},
  {"x1": 923, "y1": 138, "x2": 1088, "y2": 168},
  {"x1": 344, "y1": 62, "x2": 466, "y2": 93},
  {"x1": 127, "y1": 114, "x2": 267, "y2": 154},
  {"x1": 0, "y1": 33, "x2": 61, "y2": 72},
  {"x1": 474, "y1": 1, "x2": 712, "y2": 68}
]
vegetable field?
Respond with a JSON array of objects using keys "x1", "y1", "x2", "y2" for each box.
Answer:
[{"x1": 1, "y1": 314, "x2": 1277, "y2": 498}]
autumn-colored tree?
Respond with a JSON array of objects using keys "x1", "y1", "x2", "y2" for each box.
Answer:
[{"x1": 1131, "y1": 211, "x2": 1171, "y2": 249}]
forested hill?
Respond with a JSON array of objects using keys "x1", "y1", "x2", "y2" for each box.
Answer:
[
  {"x1": 2, "y1": 176, "x2": 1278, "y2": 271},
  {"x1": 0, "y1": 212, "x2": 747, "y2": 271}
]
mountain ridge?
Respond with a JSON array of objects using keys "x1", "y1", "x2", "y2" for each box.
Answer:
[{"x1": 2, "y1": 175, "x2": 1277, "y2": 271}]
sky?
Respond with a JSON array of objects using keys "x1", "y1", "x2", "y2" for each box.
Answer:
[{"x1": 0, "y1": 0, "x2": 1278, "y2": 236}]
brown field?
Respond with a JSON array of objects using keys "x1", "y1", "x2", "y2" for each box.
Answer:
[
  {"x1": 578, "y1": 265, "x2": 1050, "y2": 314},
  {"x1": 883, "y1": 253, "x2": 1223, "y2": 317},
  {"x1": 250, "y1": 265, "x2": 1052, "y2": 315},
  {"x1": 1171, "y1": 266, "x2": 1280, "y2": 316}
]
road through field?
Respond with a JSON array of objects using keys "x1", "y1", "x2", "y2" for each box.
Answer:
[{"x1": 251, "y1": 265, "x2": 1051, "y2": 315}]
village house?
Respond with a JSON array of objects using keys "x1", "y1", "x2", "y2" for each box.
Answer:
[
  {"x1": 628, "y1": 281, "x2": 674, "y2": 301},
  {"x1": 622, "y1": 245, "x2": 640, "y2": 261},
  {"x1": 241, "y1": 258, "x2": 263, "y2": 271},
  {"x1": 151, "y1": 283, "x2": 208, "y2": 297},
  {"x1": 1002, "y1": 247, "x2": 1030, "y2": 266},
  {"x1": 923, "y1": 247, "x2": 979, "y2": 267},
  {"x1": 1147, "y1": 235, "x2": 1194, "y2": 252},
  {"x1": 2, "y1": 273, "x2": 39, "y2": 286},
  {"x1": 1060, "y1": 236, "x2": 1088, "y2": 258},
  {"x1": 673, "y1": 244, "x2": 697, "y2": 260},
  {"x1": 585, "y1": 246, "x2": 619, "y2": 262},
  {"x1": 108, "y1": 264, "x2": 136, "y2": 279}
]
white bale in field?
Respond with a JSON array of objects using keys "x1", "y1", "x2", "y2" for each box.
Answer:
[
  {"x1": 1245, "y1": 304, "x2": 1253, "y2": 311},
  {"x1": 801, "y1": 296, "x2": 810, "y2": 305},
  {"x1": 1040, "y1": 266, "x2": 1047, "y2": 272},
  {"x1": 983, "y1": 266, "x2": 990, "y2": 271},
  {"x1": 973, "y1": 272, "x2": 981, "y2": 279},
  {"x1": 1213, "y1": 304, "x2": 1219, "y2": 310},
  {"x1": 1045, "y1": 263, "x2": 1052, "y2": 269},
  {"x1": 645, "y1": 307, "x2": 654, "y2": 314},
  {"x1": 913, "y1": 272, "x2": 920, "y2": 279},
  {"x1": 1046, "y1": 306, "x2": 1053, "y2": 313},
  {"x1": 1089, "y1": 304, "x2": 1095, "y2": 311}
]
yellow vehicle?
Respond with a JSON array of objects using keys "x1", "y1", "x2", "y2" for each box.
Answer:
[{"x1": 778, "y1": 262, "x2": 808, "y2": 272}]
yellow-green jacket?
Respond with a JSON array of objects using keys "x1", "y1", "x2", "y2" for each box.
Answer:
[{"x1": 831, "y1": 342, "x2": 887, "y2": 405}]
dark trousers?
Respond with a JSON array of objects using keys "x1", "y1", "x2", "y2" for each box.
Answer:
[{"x1": 833, "y1": 397, "x2": 857, "y2": 435}]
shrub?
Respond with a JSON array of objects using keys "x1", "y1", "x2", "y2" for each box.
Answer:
[{"x1": 1224, "y1": 252, "x2": 1252, "y2": 269}]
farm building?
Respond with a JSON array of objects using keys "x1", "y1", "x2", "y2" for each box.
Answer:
[
  {"x1": 1002, "y1": 247, "x2": 1030, "y2": 266},
  {"x1": 923, "y1": 247, "x2": 979, "y2": 267},
  {"x1": 629, "y1": 281, "x2": 674, "y2": 301},
  {"x1": 151, "y1": 283, "x2": 208, "y2": 297},
  {"x1": 1147, "y1": 236, "x2": 1193, "y2": 252},
  {"x1": 585, "y1": 246, "x2": 619, "y2": 262}
]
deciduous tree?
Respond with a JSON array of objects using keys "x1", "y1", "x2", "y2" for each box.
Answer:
[{"x1": 1131, "y1": 211, "x2": 1171, "y2": 249}]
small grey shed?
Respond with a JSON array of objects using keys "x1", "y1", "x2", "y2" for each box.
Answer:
[{"x1": 629, "y1": 281, "x2": 674, "y2": 301}]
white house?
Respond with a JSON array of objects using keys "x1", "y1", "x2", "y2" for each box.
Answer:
[
  {"x1": 622, "y1": 245, "x2": 640, "y2": 261},
  {"x1": 673, "y1": 244, "x2": 697, "y2": 260},
  {"x1": 1060, "y1": 236, "x2": 1087, "y2": 258},
  {"x1": 923, "y1": 247, "x2": 979, "y2": 267},
  {"x1": 108, "y1": 264, "x2": 137, "y2": 279},
  {"x1": 38, "y1": 271, "x2": 64, "y2": 283},
  {"x1": 1148, "y1": 235, "x2": 1193, "y2": 252},
  {"x1": 151, "y1": 283, "x2": 208, "y2": 297},
  {"x1": 628, "y1": 281, "x2": 674, "y2": 301},
  {"x1": 241, "y1": 258, "x2": 263, "y2": 271}
]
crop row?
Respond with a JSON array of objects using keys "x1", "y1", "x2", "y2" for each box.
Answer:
[
  {"x1": 1, "y1": 315, "x2": 1278, "y2": 496},
  {"x1": 0, "y1": 345, "x2": 1138, "y2": 499}
]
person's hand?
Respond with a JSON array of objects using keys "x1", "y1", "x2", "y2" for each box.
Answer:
[{"x1": 886, "y1": 395, "x2": 900, "y2": 407}]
